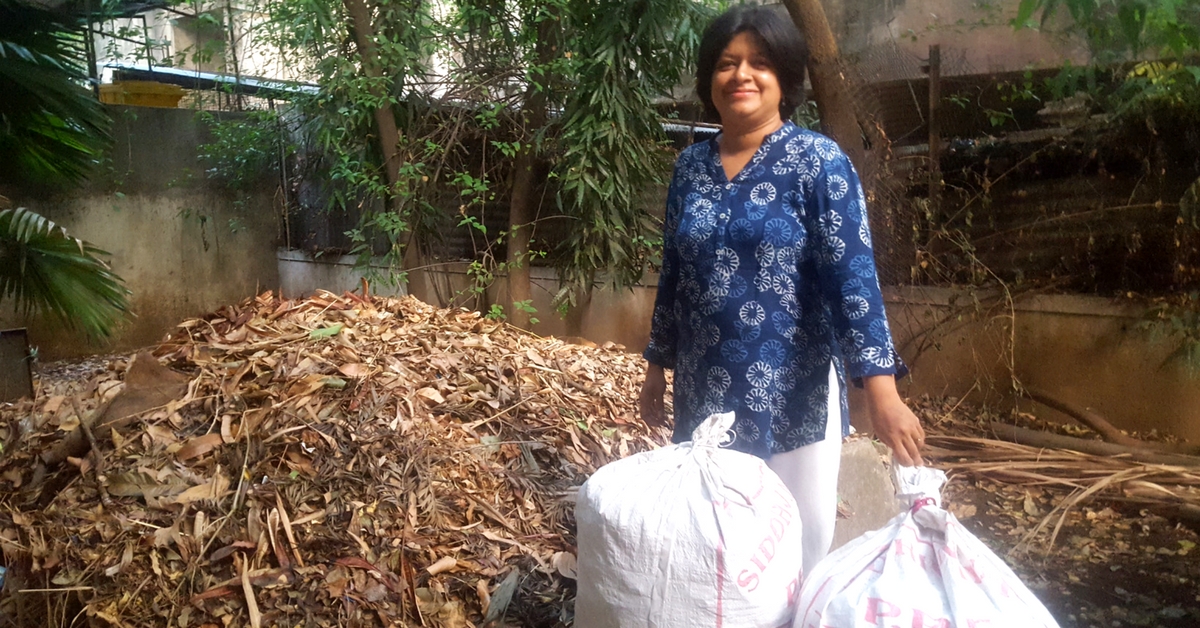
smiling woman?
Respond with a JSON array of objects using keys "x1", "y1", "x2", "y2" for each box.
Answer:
[{"x1": 638, "y1": 4, "x2": 926, "y2": 573}]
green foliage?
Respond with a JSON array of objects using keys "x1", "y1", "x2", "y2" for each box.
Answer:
[
  {"x1": 1014, "y1": 0, "x2": 1200, "y2": 117},
  {"x1": 195, "y1": 110, "x2": 295, "y2": 231},
  {"x1": 554, "y1": 0, "x2": 712, "y2": 303},
  {"x1": 0, "y1": 208, "x2": 130, "y2": 339},
  {"x1": 0, "y1": 2, "x2": 131, "y2": 339},
  {"x1": 197, "y1": 110, "x2": 292, "y2": 191},
  {"x1": 1014, "y1": 0, "x2": 1200, "y2": 60},
  {"x1": 255, "y1": 0, "x2": 444, "y2": 275},
  {"x1": 251, "y1": 0, "x2": 708, "y2": 310},
  {"x1": 0, "y1": 0, "x2": 110, "y2": 186},
  {"x1": 790, "y1": 100, "x2": 822, "y2": 130},
  {"x1": 512, "y1": 299, "x2": 539, "y2": 324}
]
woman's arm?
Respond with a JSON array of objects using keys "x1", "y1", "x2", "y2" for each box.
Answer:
[
  {"x1": 640, "y1": 160, "x2": 687, "y2": 427},
  {"x1": 808, "y1": 144, "x2": 924, "y2": 465},
  {"x1": 862, "y1": 375, "x2": 924, "y2": 466},
  {"x1": 640, "y1": 363, "x2": 668, "y2": 428}
]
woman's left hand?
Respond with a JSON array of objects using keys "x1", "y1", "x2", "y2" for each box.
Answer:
[{"x1": 862, "y1": 375, "x2": 925, "y2": 466}]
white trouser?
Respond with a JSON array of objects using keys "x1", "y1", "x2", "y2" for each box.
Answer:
[{"x1": 766, "y1": 362, "x2": 841, "y2": 576}]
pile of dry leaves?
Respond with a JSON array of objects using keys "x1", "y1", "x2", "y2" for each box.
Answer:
[
  {"x1": 0, "y1": 290, "x2": 667, "y2": 628},
  {"x1": 4, "y1": 290, "x2": 1198, "y2": 628}
]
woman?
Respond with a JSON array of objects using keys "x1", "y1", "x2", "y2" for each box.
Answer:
[{"x1": 638, "y1": 4, "x2": 925, "y2": 573}]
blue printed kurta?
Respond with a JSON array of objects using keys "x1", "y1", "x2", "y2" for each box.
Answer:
[{"x1": 643, "y1": 122, "x2": 907, "y2": 459}]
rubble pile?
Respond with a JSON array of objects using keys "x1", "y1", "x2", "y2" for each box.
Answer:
[{"x1": 0, "y1": 290, "x2": 666, "y2": 628}]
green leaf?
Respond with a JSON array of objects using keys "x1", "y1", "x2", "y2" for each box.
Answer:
[
  {"x1": 309, "y1": 323, "x2": 344, "y2": 339},
  {"x1": 1014, "y1": 0, "x2": 1040, "y2": 27}
]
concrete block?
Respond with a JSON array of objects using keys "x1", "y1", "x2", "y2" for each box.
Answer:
[{"x1": 833, "y1": 437, "x2": 903, "y2": 549}]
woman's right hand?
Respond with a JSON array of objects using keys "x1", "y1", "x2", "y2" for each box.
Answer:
[{"x1": 639, "y1": 364, "x2": 669, "y2": 429}]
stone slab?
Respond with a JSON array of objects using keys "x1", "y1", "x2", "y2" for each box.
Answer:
[{"x1": 833, "y1": 437, "x2": 903, "y2": 550}]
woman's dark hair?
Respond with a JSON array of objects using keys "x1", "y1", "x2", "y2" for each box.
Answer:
[{"x1": 696, "y1": 5, "x2": 809, "y2": 121}]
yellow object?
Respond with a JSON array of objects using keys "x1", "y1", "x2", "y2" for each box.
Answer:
[{"x1": 99, "y1": 81, "x2": 186, "y2": 108}]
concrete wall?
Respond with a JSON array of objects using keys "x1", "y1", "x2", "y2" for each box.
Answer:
[
  {"x1": 880, "y1": 287, "x2": 1200, "y2": 442},
  {"x1": 825, "y1": 0, "x2": 1089, "y2": 79},
  {"x1": 1, "y1": 105, "x2": 280, "y2": 359},
  {"x1": 404, "y1": 261, "x2": 658, "y2": 349},
  {"x1": 277, "y1": 249, "x2": 407, "y2": 299}
]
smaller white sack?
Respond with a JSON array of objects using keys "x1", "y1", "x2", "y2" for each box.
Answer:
[
  {"x1": 575, "y1": 412, "x2": 804, "y2": 628},
  {"x1": 794, "y1": 465, "x2": 1060, "y2": 628}
]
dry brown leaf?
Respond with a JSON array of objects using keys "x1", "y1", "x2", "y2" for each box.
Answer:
[
  {"x1": 107, "y1": 471, "x2": 187, "y2": 499},
  {"x1": 59, "y1": 414, "x2": 80, "y2": 432},
  {"x1": 175, "y1": 474, "x2": 231, "y2": 505},
  {"x1": 176, "y1": 434, "x2": 224, "y2": 461},
  {"x1": 551, "y1": 551, "x2": 577, "y2": 579},
  {"x1": 145, "y1": 424, "x2": 178, "y2": 446},
  {"x1": 42, "y1": 395, "x2": 66, "y2": 415},
  {"x1": 415, "y1": 387, "x2": 445, "y2": 405},
  {"x1": 153, "y1": 522, "x2": 180, "y2": 548},
  {"x1": 286, "y1": 373, "x2": 327, "y2": 398},
  {"x1": 104, "y1": 542, "x2": 134, "y2": 577},
  {"x1": 0, "y1": 292, "x2": 672, "y2": 628},
  {"x1": 221, "y1": 414, "x2": 236, "y2": 443},
  {"x1": 426, "y1": 556, "x2": 457, "y2": 575},
  {"x1": 338, "y1": 363, "x2": 370, "y2": 378},
  {"x1": 3, "y1": 468, "x2": 23, "y2": 488}
]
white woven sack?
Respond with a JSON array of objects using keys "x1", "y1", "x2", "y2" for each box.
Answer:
[
  {"x1": 794, "y1": 465, "x2": 1060, "y2": 628},
  {"x1": 575, "y1": 412, "x2": 804, "y2": 628}
]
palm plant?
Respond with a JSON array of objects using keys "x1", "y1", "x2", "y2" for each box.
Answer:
[
  {"x1": 0, "y1": 207, "x2": 130, "y2": 338},
  {"x1": 1, "y1": 0, "x2": 128, "y2": 338},
  {"x1": 0, "y1": 0, "x2": 109, "y2": 186}
]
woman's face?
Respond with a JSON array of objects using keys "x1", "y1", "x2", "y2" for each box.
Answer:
[{"x1": 710, "y1": 31, "x2": 782, "y2": 129}]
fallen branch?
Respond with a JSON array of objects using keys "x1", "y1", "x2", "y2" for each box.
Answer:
[
  {"x1": 988, "y1": 422, "x2": 1200, "y2": 467},
  {"x1": 1023, "y1": 388, "x2": 1144, "y2": 447},
  {"x1": 73, "y1": 397, "x2": 113, "y2": 509},
  {"x1": 1024, "y1": 387, "x2": 1200, "y2": 455}
]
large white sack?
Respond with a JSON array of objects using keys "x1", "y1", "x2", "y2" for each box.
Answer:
[
  {"x1": 795, "y1": 465, "x2": 1060, "y2": 628},
  {"x1": 575, "y1": 412, "x2": 804, "y2": 628}
]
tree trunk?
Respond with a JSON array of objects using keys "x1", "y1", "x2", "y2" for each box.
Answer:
[
  {"x1": 505, "y1": 16, "x2": 556, "y2": 329},
  {"x1": 342, "y1": 0, "x2": 402, "y2": 204},
  {"x1": 779, "y1": 0, "x2": 865, "y2": 172},
  {"x1": 506, "y1": 147, "x2": 538, "y2": 329}
]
